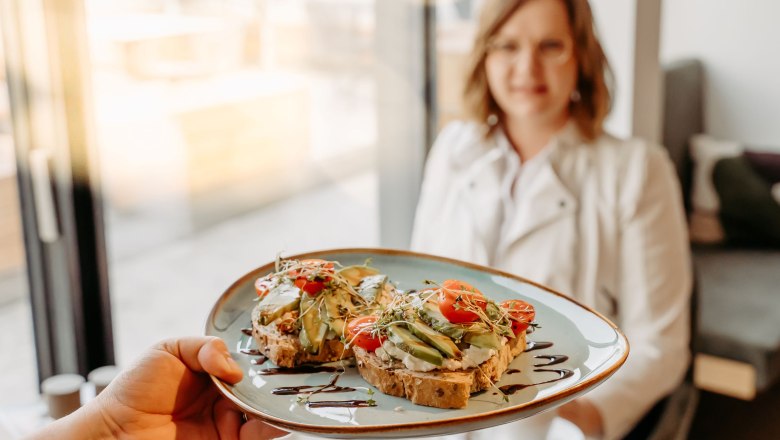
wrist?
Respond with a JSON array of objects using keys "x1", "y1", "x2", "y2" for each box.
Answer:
[
  {"x1": 558, "y1": 398, "x2": 604, "y2": 438},
  {"x1": 29, "y1": 399, "x2": 118, "y2": 440}
]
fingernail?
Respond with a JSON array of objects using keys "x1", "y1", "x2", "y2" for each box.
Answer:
[{"x1": 224, "y1": 353, "x2": 240, "y2": 371}]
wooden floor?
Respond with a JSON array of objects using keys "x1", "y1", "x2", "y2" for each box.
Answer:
[{"x1": 689, "y1": 384, "x2": 780, "y2": 440}]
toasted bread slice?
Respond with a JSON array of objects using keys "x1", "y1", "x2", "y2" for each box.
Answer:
[
  {"x1": 251, "y1": 304, "x2": 353, "y2": 368},
  {"x1": 353, "y1": 331, "x2": 526, "y2": 409}
]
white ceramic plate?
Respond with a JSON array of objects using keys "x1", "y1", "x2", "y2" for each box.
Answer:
[{"x1": 205, "y1": 249, "x2": 628, "y2": 438}]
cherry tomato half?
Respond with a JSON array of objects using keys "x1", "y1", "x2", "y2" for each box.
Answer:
[
  {"x1": 290, "y1": 259, "x2": 335, "y2": 296},
  {"x1": 501, "y1": 299, "x2": 535, "y2": 335},
  {"x1": 346, "y1": 316, "x2": 384, "y2": 352},
  {"x1": 437, "y1": 279, "x2": 487, "y2": 323},
  {"x1": 294, "y1": 278, "x2": 327, "y2": 296}
]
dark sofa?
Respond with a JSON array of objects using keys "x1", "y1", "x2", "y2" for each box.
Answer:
[{"x1": 662, "y1": 59, "x2": 780, "y2": 398}]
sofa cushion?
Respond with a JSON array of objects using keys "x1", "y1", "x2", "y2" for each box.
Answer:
[
  {"x1": 694, "y1": 247, "x2": 780, "y2": 391},
  {"x1": 713, "y1": 156, "x2": 780, "y2": 247},
  {"x1": 744, "y1": 150, "x2": 780, "y2": 184},
  {"x1": 687, "y1": 134, "x2": 743, "y2": 244}
]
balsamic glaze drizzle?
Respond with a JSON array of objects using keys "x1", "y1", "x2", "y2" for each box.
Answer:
[
  {"x1": 533, "y1": 355, "x2": 569, "y2": 367},
  {"x1": 250, "y1": 357, "x2": 267, "y2": 365},
  {"x1": 496, "y1": 341, "x2": 573, "y2": 395},
  {"x1": 524, "y1": 341, "x2": 554, "y2": 352},
  {"x1": 240, "y1": 348, "x2": 264, "y2": 356},
  {"x1": 259, "y1": 366, "x2": 341, "y2": 375},
  {"x1": 271, "y1": 371, "x2": 353, "y2": 395},
  {"x1": 499, "y1": 368, "x2": 575, "y2": 395},
  {"x1": 306, "y1": 400, "x2": 375, "y2": 408}
]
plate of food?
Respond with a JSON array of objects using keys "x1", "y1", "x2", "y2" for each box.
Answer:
[{"x1": 205, "y1": 248, "x2": 628, "y2": 438}]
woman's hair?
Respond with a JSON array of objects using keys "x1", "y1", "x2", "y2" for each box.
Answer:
[{"x1": 462, "y1": 0, "x2": 613, "y2": 140}]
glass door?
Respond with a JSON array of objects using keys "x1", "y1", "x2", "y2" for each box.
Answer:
[
  {"x1": 0, "y1": 33, "x2": 37, "y2": 408},
  {"x1": 84, "y1": 0, "x2": 430, "y2": 365},
  {"x1": 2, "y1": 0, "x2": 433, "y2": 398}
]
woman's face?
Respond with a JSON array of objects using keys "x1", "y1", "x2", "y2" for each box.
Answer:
[{"x1": 485, "y1": 0, "x2": 578, "y2": 126}]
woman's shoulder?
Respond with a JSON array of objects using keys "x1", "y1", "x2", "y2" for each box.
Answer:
[
  {"x1": 429, "y1": 120, "x2": 494, "y2": 165},
  {"x1": 434, "y1": 120, "x2": 486, "y2": 149},
  {"x1": 588, "y1": 132, "x2": 674, "y2": 172},
  {"x1": 585, "y1": 133, "x2": 680, "y2": 209}
]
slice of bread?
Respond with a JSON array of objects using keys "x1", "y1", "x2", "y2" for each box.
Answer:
[
  {"x1": 353, "y1": 331, "x2": 526, "y2": 409},
  {"x1": 251, "y1": 304, "x2": 353, "y2": 368}
]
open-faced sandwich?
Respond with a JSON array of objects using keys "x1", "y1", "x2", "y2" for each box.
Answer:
[
  {"x1": 348, "y1": 279, "x2": 536, "y2": 409},
  {"x1": 252, "y1": 257, "x2": 395, "y2": 368}
]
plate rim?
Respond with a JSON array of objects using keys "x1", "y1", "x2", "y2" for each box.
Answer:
[{"x1": 205, "y1": 247, "x2": 630, "y2": 435}]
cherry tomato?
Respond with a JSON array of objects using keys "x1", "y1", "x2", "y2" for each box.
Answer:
[
  {"x1": 346, "y1": 316, "x2": 384, "y2": 352},
  {"x1": 501, "y1": 299, "x2": 535, "y2": 335},
  {"x1": 254, "y1": 275, "x2": 276, "y2": 298},
  {"x1": 437, "y1": 279, "x2": 487, "y2": 323},
  {"x1": 290, "y1": 259, "x2": 335, "y2": 296},
  {"x1": 294, "y1": 278, "x2": 327, "y2": 296}
]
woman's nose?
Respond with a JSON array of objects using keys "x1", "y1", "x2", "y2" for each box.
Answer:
[{"x1": 511, "y1": 48, "x2": 541, "y2": 74}]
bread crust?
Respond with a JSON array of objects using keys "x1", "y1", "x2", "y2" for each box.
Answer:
[
  {"x1": 251, "y1": 305, "x2": 353, "y2": 368},
  {"x1": 354, "y1": 331, "x2": 526, "y2": 408}
]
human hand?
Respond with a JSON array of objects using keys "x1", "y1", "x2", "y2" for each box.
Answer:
[
  {"x1": 29, "y1": 336, "x2": 287, "y2": 440},
  {"x1": 557, "y1": 397, "x2": 604, "y2": 437}
]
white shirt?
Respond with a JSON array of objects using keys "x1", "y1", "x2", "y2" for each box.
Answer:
[{"x1": 411, "y1": 121, "x2": 692, "y2": 440}]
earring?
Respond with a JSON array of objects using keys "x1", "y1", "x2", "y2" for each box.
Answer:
[
  {"x1": 570, "y1": 90, "x2": 581, "y2": 102},
  {"x1": 486, "y1": 114, "x2": 499, "y2": 126}
]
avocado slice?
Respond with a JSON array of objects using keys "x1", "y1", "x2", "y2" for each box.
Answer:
[
  {"x1": 485, "y1": 301, "x2": 502, "y2": 321},
  {"x1": 338, "y1": 265, "x2": 380, "y2": 286},
  {"x1": 408, "y1": 320, "x2": 462, "y2": 358},
  {"x1": 321, "y1": 289, "x2": 356, "y2": 335},
  {"x1": 356, "y1": 274, "x2": 387, "y2": 303},
  {"x1": 299, "y1": 295, "x2": 327, "y2": 354},
  {"x1": 258, "y1": 283, "x2": 301, "y2": 325},
  {"x1": 464, "y1": 329, "x2": 502, "y2": 350},
  {"x1": 417, "y1": 302, "x2": 467, "y2": 340},
  {"x1": 387, "y1": 324, "x2": 443, "y2": 366}
]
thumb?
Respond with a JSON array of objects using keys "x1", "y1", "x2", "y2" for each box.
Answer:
[{"x1": 156, "y1": 336, "x2": 243, "y2": 384}]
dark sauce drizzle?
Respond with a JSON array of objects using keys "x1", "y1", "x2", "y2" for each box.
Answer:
[
  {"x1": 259, "y1": 366, "x2": 341, "y2": 375},
  {"x1": 533, "y1": 355, "x2": 568, "y2": 367},
  {"x1": 307, "y1": 400, "x2": 375, "y2": 408},
  {"x1": 241, "y1": 328, "x2": 253, "y2": 336},
  {"x1": 240, "y1": 348, "x2": 264, "y2": 356},
  {"x1": 271, "y1": 370, "x2": 352, "y2": 396},
  {"x1": 270, "y1": 373, "x2": 376, "y2": 408},
  {"x1": 524, "y1": 341, "x2": 553, "y2": 352},
  {"x1": 499, "y1": 369, "x2": 575, "y2": 395},
  {"x1": 494, "y1": 341, "x2": 572, "y2": 395}
]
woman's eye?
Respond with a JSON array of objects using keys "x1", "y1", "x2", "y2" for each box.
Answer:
[
  {"x1": 539, "y1": 39, "x2": 566, "y2": 55},
  {"x1": 491, "y1": 41, "x2": 519, "y2": 53}
]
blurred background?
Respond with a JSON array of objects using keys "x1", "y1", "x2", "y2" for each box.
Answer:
[{"x1": 1, "y1": 0, "x2": 779, "y2": 438}]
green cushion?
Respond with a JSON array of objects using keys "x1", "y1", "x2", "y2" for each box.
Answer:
[{"x1": 713, "y1": 156, "x2": 780, "y2": 246}]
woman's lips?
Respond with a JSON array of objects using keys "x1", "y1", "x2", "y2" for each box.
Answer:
[{"x1": 509, "y1": 84, "x2": 548, "y2": 95}]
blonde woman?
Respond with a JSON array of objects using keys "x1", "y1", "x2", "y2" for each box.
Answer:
[{"x1": 412, "y1": 0, "x2": 691, "y2": 438}]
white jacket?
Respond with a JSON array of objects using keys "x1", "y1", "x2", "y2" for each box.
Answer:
[{"x1": 411, "y1": 121, "x2": 692, "y2": 440}]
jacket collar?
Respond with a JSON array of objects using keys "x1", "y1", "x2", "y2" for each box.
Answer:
[{"x1": 491, "y1": 122, "x2": 580, "y2": 252}]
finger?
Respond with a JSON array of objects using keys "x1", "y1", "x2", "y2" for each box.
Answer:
[
  {"x1": 156, "y1": 336, "x2": 243, "y2": 384},
  {"x1": 239, "y1": 418, "x2": 289, "y2": 440},
  {"x1": 214, "y1": 398, "x2": 243, "y2": 440}
]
